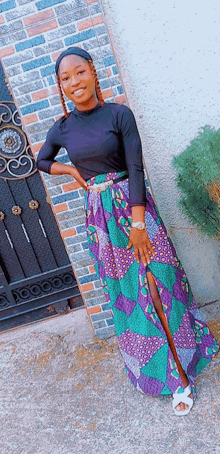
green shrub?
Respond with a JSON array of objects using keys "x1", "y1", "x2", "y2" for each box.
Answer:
[{"x1": 173, "y1": 126, "x2": 220, "y2": 239}]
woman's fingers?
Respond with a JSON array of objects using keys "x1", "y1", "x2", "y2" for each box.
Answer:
[
  {"x1": 133, "y1": 246, "x2": 151, "y2": 266},
  {"x1": 133, "y1": 246, "x2": 140, "y2": 263},
  {"x1": 147, "y1": 240, "x2": 155, "y2": 258},
  {"x1": 139, "y1": 247, "x2": 150, "y2": 266},
  {"x1": 138, "y1": 242, "x2": 155, "y2": 266},
  {"x1": 127, "y1": 229, "x2": 155, "y2": 265},
  {"x1": 71, "y1": 169, "x2": 88, "y2": 190}
]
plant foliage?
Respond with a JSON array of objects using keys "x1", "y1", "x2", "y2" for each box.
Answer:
[{"x1": 173, "y1": 126, "x2": 220, "y2": 239}]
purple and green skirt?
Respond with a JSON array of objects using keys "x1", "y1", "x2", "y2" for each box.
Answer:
[{"x1": 84, "y1": 171, "x2": 219, "y2": 396}]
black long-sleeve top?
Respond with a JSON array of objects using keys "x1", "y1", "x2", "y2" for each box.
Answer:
[{"x1": 36, "y1": 102, "x2": 147, "y2": 206}]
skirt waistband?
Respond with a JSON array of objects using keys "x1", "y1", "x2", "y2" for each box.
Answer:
[
  {"x1": 86, "y1": 171, "x2": 128, "y2": 187},
  {"x1": 87, "y1": 172, "x2": 128, "y2": 193}
]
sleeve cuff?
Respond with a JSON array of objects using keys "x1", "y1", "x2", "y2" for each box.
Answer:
[
  {"x1": 129, "y1": 202, "x2": 147, "y2": 207},
  {"x1": 48, "y1": 161, "x2": 55, "y2": 174}
]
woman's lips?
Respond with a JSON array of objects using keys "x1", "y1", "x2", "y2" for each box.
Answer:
[{"x1": 72, "y1": 88, "x2": 85, "y2": 96}]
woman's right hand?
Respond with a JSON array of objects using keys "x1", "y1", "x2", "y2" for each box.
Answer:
[
  {"x1": 49, "y1": 162, "x2": 88, "y2": 190},
  {"x1": 70, "y1": 167, "x2": 88, "y2": 190}
]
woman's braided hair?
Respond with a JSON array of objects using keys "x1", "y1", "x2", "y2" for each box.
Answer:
[
  {"x1": 88, "y1": 60, "x2": 104, "y2": 107},
  {"x1": 57, "y1": 59, "x2": 104, "y2": 119},
  {"x1": 57, "y1": 77, "x2": 69, "y2": 118}
]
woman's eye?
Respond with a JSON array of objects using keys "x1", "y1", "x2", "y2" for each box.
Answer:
[
  {"x1": 78, "y1": 70, "x2": 85, "y2": 75},
  {"x1": 62, "y1": 77, "x2": 69, "y2": 81}
]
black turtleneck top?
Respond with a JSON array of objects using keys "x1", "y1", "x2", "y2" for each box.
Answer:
[{"x1": 36, "y1": 102, "x2": 147, "y2": 206}]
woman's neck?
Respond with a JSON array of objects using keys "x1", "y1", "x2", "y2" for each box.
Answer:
[{"x1": 74, "y1": 95, "x2": 99, "y2": 112}]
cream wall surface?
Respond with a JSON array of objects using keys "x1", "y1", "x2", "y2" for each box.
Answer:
[{"x1": 101, "y1": 0, "x2": 220, "y2": 304}]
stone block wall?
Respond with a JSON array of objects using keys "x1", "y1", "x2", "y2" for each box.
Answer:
[{"x1": 0, "y1": 0, "x2": 126, "y2": 338}]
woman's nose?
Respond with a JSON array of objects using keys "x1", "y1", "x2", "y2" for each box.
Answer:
[{"x1": 70, "y1": 75, "x2": 79, "y2": 86}]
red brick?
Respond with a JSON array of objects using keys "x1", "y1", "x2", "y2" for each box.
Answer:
[
  {"x1": 53, "y1": 203, "x2": 68, "y2": 213},
  {"x1": 24, "y1": 9, "x2": 54, "y2": 26},
  {"x1": 31, "y1": 142, "x2": 44, "y2": 154},
  {"x1": 89, "y1": 265, "x2": 95, "y2": 273},
  {"x1": 102, "y1": 88, "x2": 113, "y2": 99},
  {"x1": 77, "y1": 18, "x2": 92, "y2": 31},
  {"x1": 115, "y1": 95, "x2": 126, "y2": 104},
  {"x1": 49, "y1": 85, "x2": 58, "y2": 95},
  {"x1": 62, "y1": 181, "x2": 80, "y2": 192},
  {"x1": 27, "y1": 19, "x2": 57, "y2": 37},
  {"x1": 61, "y1": 228, "x2": 76, "y2": 238},
  {"x1": 77, "y1": 15, "x2": 103, "y2": 31},
  {"x1": 32, "y1": 86, "x2": 58, "y2": 101},
  {"x1": 92, "y1": 15, "x2": 103, "y2": 26},
  {"x1": 0, "y1": 46, "x2": 15, "y2": 58},
  {"x1": 87, "y1": 306, "x2": 101, "y2": 315},
  {"x1": 0, "y1": 15, "x2": 4, "y2": 24},
  {"x1": 22, "y1": 113, "x2": 38, "y2": 125},
  {"x1": 32, "y1": 89, "x2": 49, "y2": 101},
  {"x1": 79, "y1": 283, "x2": 94, "y2": 292},
  {"x1": 86, "y1": 0, "x2": 97, "y2": 4},
  {"x1": 107, "y1": 67, "x2": 111, "y2": 77}
]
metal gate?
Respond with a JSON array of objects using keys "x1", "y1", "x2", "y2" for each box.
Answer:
[{"x1": 0, "y1": 62, "x2": 83, "y2": 331}]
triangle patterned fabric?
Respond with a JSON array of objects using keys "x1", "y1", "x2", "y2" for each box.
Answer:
[{"x1": 84, "y1": 171, "x2": 219, "y2": 396}]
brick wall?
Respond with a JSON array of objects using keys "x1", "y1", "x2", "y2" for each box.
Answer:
[{"x1": 0, "y1": 0, "x2": 127, "y2": 338}]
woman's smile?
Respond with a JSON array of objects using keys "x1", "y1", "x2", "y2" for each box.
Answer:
[
  {"x1": 58, "y1": 54, "x2": 98, "y2": 111},
  {"x1": 72, "y1": 88, "x2": 85, "y2": 96}
]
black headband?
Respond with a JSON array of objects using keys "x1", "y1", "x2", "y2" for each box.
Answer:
[{"x1": 55, "y1": 47, "x2": 92, "y2": 75}]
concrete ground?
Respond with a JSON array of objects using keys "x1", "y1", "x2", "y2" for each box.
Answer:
[{"x1": 0, "y1": 301, "x2": 220, "y2": 454}]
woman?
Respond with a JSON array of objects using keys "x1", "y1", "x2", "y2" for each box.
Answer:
[{"x1": 36, "y1": 47, "x2": 218, "y2": 416}]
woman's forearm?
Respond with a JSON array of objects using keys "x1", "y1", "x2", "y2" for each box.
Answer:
[
  {"x1": 131, "y1": 205, "x2": 146, "y2": 223},
  {"x1": 49, "y1": 165, "x2": 147, "y2": 209},
  {"x1": 50, "y1": 162, "x2": 87, "y2": 190}
]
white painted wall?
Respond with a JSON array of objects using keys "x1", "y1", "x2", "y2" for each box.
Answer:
[{"x1": 101, "y1": 0, "x2": 220, "y2": 304}]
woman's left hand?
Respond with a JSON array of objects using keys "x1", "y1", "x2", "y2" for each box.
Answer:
[{"x1": 127, "y1": 227, "x2": 155, "y2": 266}]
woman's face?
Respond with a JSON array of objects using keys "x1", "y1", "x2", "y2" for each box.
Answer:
[{"x1": 58, "y1": 54, "x2": 98, "y2": 110}]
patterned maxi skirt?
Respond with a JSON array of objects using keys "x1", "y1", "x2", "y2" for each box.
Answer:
[{"x1": 84, "y1": 171, "x2": 219, "y2": 396}]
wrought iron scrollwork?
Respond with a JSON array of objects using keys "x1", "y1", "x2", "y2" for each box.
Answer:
[
  {"x1": 12, "y1": 272, "x2": 76, "y2": 304},
  {"x1": 0, "y1": 293, "x2": 10, "y2": 308},
  {"x1": 0, "y1": 101, "x2": 37, "y2": 180}
]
